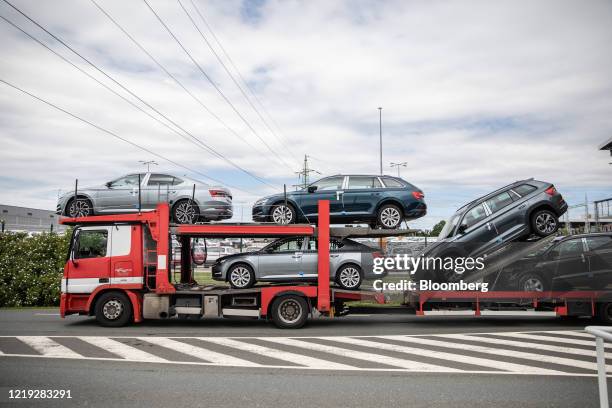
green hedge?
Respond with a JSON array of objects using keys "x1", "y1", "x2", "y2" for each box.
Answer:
[{"x1": 0, "y1": 231, "x2": 71, "y2": 307}]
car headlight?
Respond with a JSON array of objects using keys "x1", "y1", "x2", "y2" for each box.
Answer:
[{"x1": 254, "y1": 198, "x2": 268, "y2": 206}]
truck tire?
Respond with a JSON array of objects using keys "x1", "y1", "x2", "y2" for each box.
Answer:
[
  {"x1": 597, "y1": 302, "x2": 612, "y2": 325},
  {"x1": 172, "y1": 200, "x2": 200, "y2": 224},
  {"x1": 270, "y1": 295, "x2": 308, "y2": 329},
  {"x1": 531, "y1": 209, "x2": 558, "y2": 237},
  {"x1": 377, "y1": 204, "x2": 403, "y2": 229},
  {"x1": 228, "y1": 263, "x2": 256, "y2": 289},
  {"x1": 336, "y1": 264, "x2": 363, "y2": 290},
  {"x1": 95, "y1": 291, "x2": 133, "y2": 327}
]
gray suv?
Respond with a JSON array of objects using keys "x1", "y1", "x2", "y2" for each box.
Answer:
[
  {"x1": 211, "y1": 236, "x2": 384, "y2": 290},
  {"x1": 419, "y1": 179, "x2": 567, "y2": 281}
]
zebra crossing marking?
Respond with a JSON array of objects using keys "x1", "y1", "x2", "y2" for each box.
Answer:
[{"x1": 17, "y1": 336, "x2": 82, "y2": 359}]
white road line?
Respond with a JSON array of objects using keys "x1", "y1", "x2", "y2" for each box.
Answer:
[
  {"x1": 319, "y1": 336, "x2": 560, "y2": 374},
  {"x1": 199, "y1": 337, "x2": 354, "y2": 370},
  {"x1": 265, "y1": 337, "x2": 460, "y2": 372},
  {"x1": 540, "y1": 331, "x2": 593, "y2": 339},
  {"x1": 438, "y1": 334, "x2": 612, "y2": 359},
  {"x1": 139, "y1": 337, "x2": 260, "y2": 367},
  {"x1": 490, "y1": 332, "x2": 612, "y2": 348},
  {"x1": 385, "y1": 335, "x2": 607, "y2": 372},
  {"x1": 17, "y1": 336, "x2": 82, "y2": 359},
  {"x1": 34, "y1": 313, "x2": 60, "y2": 316},
  {"x1": 78, "y1": 337, "x2": 167, "y2": 363}
]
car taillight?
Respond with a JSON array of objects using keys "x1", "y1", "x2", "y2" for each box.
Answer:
[
  {"x1": 209, "y1": 189, "x2": 229, "y2": 198},
  {"x1": 545, "y1": 186, "x2": 557, "y2": 196},
  {"x1": 412, "y1": 191, "x2": 424, "y2": 200}
]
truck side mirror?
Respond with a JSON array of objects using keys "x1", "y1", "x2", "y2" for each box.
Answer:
[{"x1": 308, "y1": 185, "x2": 317, "y2": 193}]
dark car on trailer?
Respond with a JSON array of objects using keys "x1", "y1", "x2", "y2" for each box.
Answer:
[{"x1": 252, "y1": 174, "x2": 426, "y2": 229}]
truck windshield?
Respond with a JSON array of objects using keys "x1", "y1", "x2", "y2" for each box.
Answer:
[{"x1": 438, "y1": 214, "x2": 460, "y2": 239}]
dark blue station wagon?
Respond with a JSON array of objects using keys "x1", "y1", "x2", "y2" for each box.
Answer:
[{"x1": 252, "y1": 175, "x2": 427, "y2": 229}]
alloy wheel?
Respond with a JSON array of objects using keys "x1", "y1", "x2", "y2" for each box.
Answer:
[
  {"x1": 102, "y1": 299, "x2": 123, "y2": 320},
  {"x1": 523, "y1": 278, "x2": 544, "y2": 292},
  {"x1": 380, "y1": 207, "x2": 401, "y2": 228},
  {"x1": 175, "y1": 201, "x2": 197, "y2": 224},
  {"x1": 277, "y1": 298, "x2": 303, "y2": 324},
  {"x1": 69, "y1": 199, "x2": 91, "y2": 217},
  {"x1": 339, "y1": 267, "x2": 361, "y2": 289},
  {"x1": 272, "y1": 205, "x2": 293, "y2": 224},
  {"x1": 230, "y1": 266, "x2": 252, "y2": 288},
  {"x1": 535, "y1": 213, "x2": 556, "y2": 234}
]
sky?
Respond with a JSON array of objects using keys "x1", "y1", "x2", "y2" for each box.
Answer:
[{"x1": 0, "y1": 0, "x2": 611, "y2": 229}]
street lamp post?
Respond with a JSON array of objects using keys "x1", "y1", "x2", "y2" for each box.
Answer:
[
  {"x1": 390, "y1": 161, "x2": 407, "y2": 177},
  {"x1": 378, "y1": 107, "x2": 383, "y2": 175}
]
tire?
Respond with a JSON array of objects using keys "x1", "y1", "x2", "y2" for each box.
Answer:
[
  {"x1": 227, "y1": 263, "x2": 256, "y2": 289},
  {"x1": 531, "y1": 209, "x2": 558, "y2": 237},
  {"x1": 270, "y1": 203, "x2": 296, "y2": 225},
  {"x1": 336, "y1": 264, "x2": 363, "y2": 290},
  {"x1": 597, "y1": 302, "x2": 612, "y2": 325},
  {"x1": 270, "y1": 295, "x2": 309, "y2": 329},
  {"x1": 172, "y1": 200, "x2": 200, "y2": 224},
  {"x1": 377, "y1": 204, "x2": 403, "y2": 229},
  {"x1": 66, "y1": 197, "x2": 93, "y2": 218},
  {"x1": 517, "y1": 272, "x2": 547, "y2": 292},
  {"x1": 94, "y1": 291, "x2": 132, "y2": 327}
]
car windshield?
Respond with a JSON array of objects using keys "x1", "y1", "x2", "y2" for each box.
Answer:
[
  {"x1": 525, "y1": 235, "x2": 561, "y2": 257},
  {"x1": 438, "y1": 213, "x2": 461, "y2": 239}
]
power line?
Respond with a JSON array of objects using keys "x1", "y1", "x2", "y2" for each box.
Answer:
[
  {"x1": 1, "y1": 0, "x2": 276, "y2": 188},
  {"x1": 189, "y1": 0, "x2": 297, "y2": 156},
  {"x1": 142, "y1": 0, "x2": 294, "y2": 173},
  {"x1": 89, "y1": 0, "x2": 277, "y2": 170},
  {"x1": 0, "y1": 78, "x2": 258, "y2": 195},
  {"x1": 180, "y1": 0, "x2": 298, "y2": 164}
]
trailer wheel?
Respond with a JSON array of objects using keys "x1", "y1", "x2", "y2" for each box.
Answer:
[
  {"x1": 95, "y1": 291, "x2": 132, "y2": 327},
  {"x1": 597, "y1": 302, "x2": 612, "y2": 325},
  {"x1": 270, "y1": 295, "x2": 308, "y2": 329}
]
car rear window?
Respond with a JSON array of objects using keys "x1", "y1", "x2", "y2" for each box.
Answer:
[
  {"x1": 512, "y1": 184, "x2": 537, "y2": 197},
  {"x1": 382, "y1": 177, "x2": 405, "y2": 188}
]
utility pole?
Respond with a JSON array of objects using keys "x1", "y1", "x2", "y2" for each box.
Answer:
[
  {"x1": 295, "y1": 154, "x2": 320, "y2": 189},
  {"x1": 139, "y1": 160, "x2": 158, "y2": 172},
  {"x1": 378, "y1": 107, "x2": 383, "y2": 175},
  {"x1": 390, "y1": 161, "x2": 407, "y2": 177},
  {"x1": 585, "y1": 193, "x2": 590, "y2": 233}
]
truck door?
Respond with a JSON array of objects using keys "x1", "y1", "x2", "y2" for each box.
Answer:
[
  {"x1": 109, "y1": 225, "x2": 139, "y2": 286},
  {"x1": 65, "y1": 226, "x2": 111, "y2": 294}
]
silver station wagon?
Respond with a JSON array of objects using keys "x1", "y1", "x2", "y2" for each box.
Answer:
[{"x1": 211, "y1": 236, "x2": 384, "y2": 290}]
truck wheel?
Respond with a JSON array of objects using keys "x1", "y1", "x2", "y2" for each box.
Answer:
[
  {"x1": 531, "y1": 209, "x2": 558, "y2": 237},
  {"x1": 597, "y1": 302, "x2": 612, "y2": 325},
  {"x1": 518, "y1": 273, "x2": 547, "y2": 292},
  {"x1": 377, "y1": 204, "x2": 402, "y2": 229},
  {"x1": 173, "y1": 200, "x2": 200, "y2": 224},
  {"x1": 228, "y1": 264, "x2": 256, "y2": 289},
  {"x1": 270, "y1": 295, "x2": 308, "y2": 329},
  {"x1": 95, "y1": 291, "x2": 132, "y2": 327},
  {"x1": 336, "y1": 264, "x2": 363, "y2": 290},
  {"x1": 66, "y1": 197, "x2": 93, "y2": 217},
  {"x1": 270, "y1": 203, "x2": 296, "y2": 225}
]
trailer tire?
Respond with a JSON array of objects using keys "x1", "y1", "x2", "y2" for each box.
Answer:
[
  {"x1": 597, "y1": 302, "x2": 612, "y2": 325},
  {"x1": 95, "y1": 291, "x2": 132, "y2": 327},
  {"x1": 270, "y1": 295, "x2": 308, "y2": 329}
]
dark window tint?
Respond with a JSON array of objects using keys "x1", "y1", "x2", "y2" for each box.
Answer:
[
  {"x1": 148, "y1": 174, "x2": 176, "y2": 186},
  {"x1": 512, "y1": 184, "x2": 537, "y2": 197},
  {"x1": 307, "y1": 238, "x2": 345, "y2": 251},
  {"x1": 75, "y1": 230, "x2": 108, "y2": 259},
  {"x1": 586, "y1": 236, "x2": 612, "y2": 251},
  {"x1": 348, "y1": 176, "x2": 381, "y2": 189},
  {"x1": 486, "y1": 191, "x2": 514, "y2": 213},
  {"x1": 269, "y1": 237, "x2": 304, "y2": 252},
  {"x1": 462, "y1": 204, "x2": 487, "y2": 228},
  {"x1": 553, "y1": 239, "x2": 583, "y2": 259},
  {"x1": 382, "y1": 177, "x2": 404, "y2": 188}
]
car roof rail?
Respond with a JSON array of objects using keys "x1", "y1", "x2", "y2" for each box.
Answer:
[{"x1": 456, "y1": 178, "x2": 536, "y2": 211}]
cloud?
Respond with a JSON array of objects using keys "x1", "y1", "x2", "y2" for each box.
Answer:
[{"x1": 0, "y1": 0, "x2": 611, "y2": 229}]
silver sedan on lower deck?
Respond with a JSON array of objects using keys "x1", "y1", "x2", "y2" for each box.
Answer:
[
  {"x1": 56, "y1": 172, "x2": 232, "y2": 224},
  {"x1": 211, "y1": 236, "x2": 384, "y2": 290}
]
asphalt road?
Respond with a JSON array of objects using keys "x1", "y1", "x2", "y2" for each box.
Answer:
[{"x1": 0, "y1": 308, "x2": 609, "y2": 408}]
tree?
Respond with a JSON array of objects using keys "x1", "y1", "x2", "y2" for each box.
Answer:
[{"x1": 430, "y1": 220, "x2": 446, "y2": 237}]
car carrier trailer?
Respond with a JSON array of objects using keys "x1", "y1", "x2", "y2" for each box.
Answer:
[{"x1": 59, "y1": 200, "x2": 612, "y2": 328}]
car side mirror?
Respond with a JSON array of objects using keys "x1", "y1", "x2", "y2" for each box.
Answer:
[
  {"x1": 105, "y1": 181, "x2": 112, "y2": 188},
  {"x1": 457, "y1": 224, "x2": 468, "y2": 234},
  {"x1": 308, "y1": 185, "x2": 317, "y2": 193},
  {"x1": 547, "y1": 250, "x2": 559, "y2": 260}
]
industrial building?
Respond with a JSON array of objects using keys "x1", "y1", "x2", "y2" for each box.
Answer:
[{"x1": 0, "y1": 204, "x2": 67, "y2": 234}]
